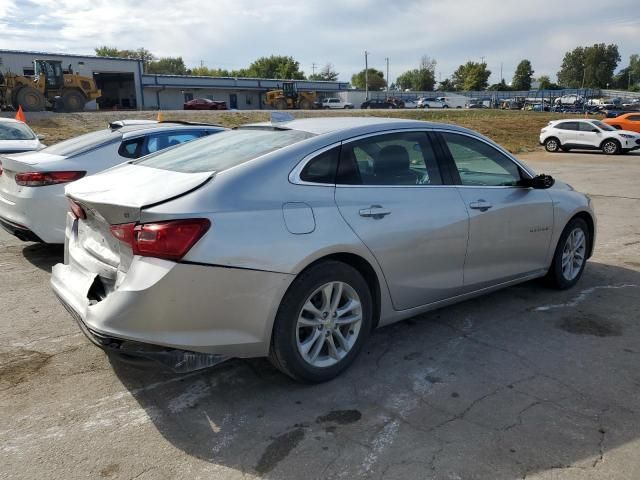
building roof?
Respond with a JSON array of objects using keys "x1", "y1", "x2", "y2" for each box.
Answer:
[{"x1": 0, "y1": 49, "x2": 142, "y2": 62}]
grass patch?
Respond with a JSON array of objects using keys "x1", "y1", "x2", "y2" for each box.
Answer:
[{"x1": 16, "y1": 109, "x2": 591, "y2": 153}]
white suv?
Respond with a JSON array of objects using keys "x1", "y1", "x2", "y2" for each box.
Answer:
[
  {"x1": 540, "y1": 119, "x2": 640, "y2": 155},
  {"x1": 321, "y1": 98, "x2": 353, "y2": 109},
  {"x1": 417, "y1": 97, "x2": 448, "y2": 108}
]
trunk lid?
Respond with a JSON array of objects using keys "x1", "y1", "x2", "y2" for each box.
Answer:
[
  {"x1": 66, "y1": 163, "x2": 214, "y2": 224},
  {"x1": 65, "y1": 163, "x2": 214, "y2": 283}
]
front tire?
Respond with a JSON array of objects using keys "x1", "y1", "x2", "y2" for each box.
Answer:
[
  {"x1": 602, "y1": 139, "x2": 620, "y2": 155},
  {"x1": 269, "y1": 261, "x2": 372, "y2": 383},
  {"x1": 544, "y1": 137, "x2": 561, "y2": 153},
  {"x1": 545, "y1": 217, "x2": 590, "y2": 289}
]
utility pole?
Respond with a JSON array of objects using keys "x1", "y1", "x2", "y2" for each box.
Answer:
[
  {"x1": 200, "y1": 60, "x2": 204, "y2": 68},
  {"x1": 385, "y1": 57, "x2": 389, "y2": 94},
  {"x1": 480, "y1": 56, "x2": 485, "y2": 64},
  {"x1": 364, "y1": 51, "x2": 369, "y2": 100},
  {"x1": 312, "y1": 63, "x2": 317, "y2": 76},
  {"x1": 500, "y1": 62, "x2": 503, "y2": 82},
  {"x1": 630, "y1": 69, "x2": 632, "y2": 90}
]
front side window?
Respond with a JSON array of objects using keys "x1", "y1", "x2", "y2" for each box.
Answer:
[
  {"x1": 337, "y1": 132, "x2": 442, "y2": 186},
  {"x1": 579, "y1": 122, "x2": 598, "y2": 132},
  {"x1": 441, "y1": 132, "x2": 521, "y2": 187}
]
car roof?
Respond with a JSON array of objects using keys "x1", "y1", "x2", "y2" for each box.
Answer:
[
  {"x1": 0, "y1": 117, "x2": 26, "y2": 124},
  {"x1": 246, "y1": 116, "x2": 469, "y2": 136}
]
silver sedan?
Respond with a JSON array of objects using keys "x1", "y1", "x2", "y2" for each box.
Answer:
[{"x1": 51, "y1": 117, "x2": 596, "y2": 382}]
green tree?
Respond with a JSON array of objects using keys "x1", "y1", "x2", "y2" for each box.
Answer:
[
  {"x1": 512, "y1": 59, "x2": 534, "y2": 90},
  {"x1": 488, "y1": 79, "x2": 512, "y2": 91},
  {"x1": 351, "y1": 68, "x2": 386, "y2": 90},
  {"x1": 536, "y1": 75, "x2": 561, "y2": 90},
  {"x1": 613, "y1": 54, "x2": 640, "y2": 90},
  {"x1": 557, "y1": 43, "x2": 620, "y2": 88},
  {"x1": 308, "y1": 63, "x2": 339, "y2": 81},
  {"x1": 395, "y1": 55, "x2": 437, "y2": 91},
  {"x1": 147, "y1": 57, "x2": 188, "y2": 75},
  {"x1": 437, "y1": 78, "x2": 456, "y2": 91},
  {"x1": 452, "y1": 61, "x2": 491, "y2": 91},
  {"x1": 190, "y1": 66, "x2": 232, "y2": 77},
  {"x1": 243, "y1": 55, "x2": 305, "y2": 79},
  {"x1": 95, "y1": 46, "x2": 155, "y2": 70}
]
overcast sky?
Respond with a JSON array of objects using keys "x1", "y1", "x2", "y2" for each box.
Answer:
[{"x1": 1, "y1": 0, "x2": 638, "y2": 84}]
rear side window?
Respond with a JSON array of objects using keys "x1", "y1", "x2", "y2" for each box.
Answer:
[
  {"x1": 627, "y1": 115, "x2": 640, "y2": 122},
  {"x1": 118, "y1": 137, "x2": 144, "y2": 159},
  {"x1": 337, "y1": 131, "x2": 442, "y2": 186},
  {"x1": 135, "y1": 128, "x2": 315, "y2": 173},
  {"x1": 556, "y1": 122, "x2": 578, "y2": 131},
  {"x1": 300, "y1": 147, "x2": 339, "y2": 184},
  {"x1": 144, "y1": 131, "x2": 201, "y2": 155}
]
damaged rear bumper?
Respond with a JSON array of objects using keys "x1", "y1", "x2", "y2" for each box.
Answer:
[{"x1": 54, "y1": 290, "x2": 228, "y2": 372}]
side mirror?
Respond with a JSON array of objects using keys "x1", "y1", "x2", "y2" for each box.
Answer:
[
  {"x1": 36, "y1": 133, "x2": 47, "y2": 140},
  {"x1": 592, "y1": 129, "x2": 600, "y2": 133},
  {"x1": 524, "y1": 174, "x2": 555, "y2": 189}
]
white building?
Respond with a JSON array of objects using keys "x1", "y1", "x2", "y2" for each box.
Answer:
[{"x1": 0, "y1": 49, "x2": 348, "y2": 110}]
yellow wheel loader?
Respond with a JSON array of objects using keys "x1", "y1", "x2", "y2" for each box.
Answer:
[
  {"x1": 0, "y1": 59, "x2": 101, "y2": 112},
  {"x1": 264, "y1": 81, "x2": 316, "y2": 110}
]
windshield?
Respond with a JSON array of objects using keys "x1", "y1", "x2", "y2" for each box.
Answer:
[
  {"x1": 135, "y1": 128, "x2": 315, "y2": 173},
  {"x1": 0, "y1": 122, "x2": 36, "y2": 140},
  {"x1": 591, "y1": 120, "x2": 616, "y2": 132},
  {"x1": 44, "y1": 129, "x2": 119, "y2": 156}
]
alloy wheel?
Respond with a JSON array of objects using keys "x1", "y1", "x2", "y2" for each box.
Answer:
[
  {"x1": 561, "y1": 228, "x2": 586, "y2": 281},
  {"x1": 296, "y1": 281, "x2": 363, "y2": 368}
]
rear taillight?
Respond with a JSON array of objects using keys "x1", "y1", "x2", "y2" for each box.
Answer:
[
  {"x1": 110, "y1": 219, "x2": 210, "y2": 261},
  {"x1": 68, "y1": 198, "x2": 87, "y2": 220},
  {"x1": 15, "y1": 171, "x2": 86, "y2": 187}
]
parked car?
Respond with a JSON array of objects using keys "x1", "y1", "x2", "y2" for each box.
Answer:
[
  {"x1": 400, "y1": 99, "x2": 418, "y2": 109},
  {"x1": 0, "y1": 118, "x2": 45, "y2": 154},
  {"x1": 417, "y1": 97, "x2": 448, "y2": 108},
  {"x1": 554, "y1": 95, "x2": 584, "y2": 106},
  {"x1": 0, "y1": 121, "x2": 225, "y2": 244},
  {"x1": 437, "y1": 96, "x2": 467, "y2": 109},
  {"x1": 466, "y1": 98, "x2": 491, "y2": 109},
  {"x1": 184, "y1": 98, "x2": 228, "y2": 110},
  {"x1": 360, "y1": 99, "x2": 396, "y2": 109},
  {"x1": 603, "y1": 112, "x2": 640, "y2": 133},
  {"x1": 52, "y1": 116, "x2": 595, "y2": 383},
  {"x1": 322, "y1": 98, "x2": 354, "y2": 109},
  {"x1": 540, "y1": 119, "x2": 640, "y2": 155}
]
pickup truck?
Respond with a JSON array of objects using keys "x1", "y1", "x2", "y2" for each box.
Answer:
[{"x1": 322, "y1": 98, "x2": 354, "y2": 109}]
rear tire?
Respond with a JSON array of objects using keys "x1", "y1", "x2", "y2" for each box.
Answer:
[
  {"x1": 544, "y1": 217, "x2": 590, "y2": 290},
  {"x1": 544, "y1": 137, "x2": 561, "y2": 153},
  {"x1": 269, "y1": 261, "x2": 372, "y2": 383},
  {"x1": 602, "y1": 139, "x2": 620, "y2": 155},
  {"x1": 15, "y1": 86, "x2": 46, "y2": 112},
  {"x1": 275, "y1": 98, "x2": 288, "y2": 110},
  {"x1": 62, "y1": 90, "x2": 86, "y2": 112},
  {"x1": 298, "y1": 98, "x2": 312, "y2": 110}
]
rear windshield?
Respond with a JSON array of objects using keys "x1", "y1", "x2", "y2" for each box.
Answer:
[
  {"x1": 0, "y1": 122, "x2": 35, "y2": 140},
  {"x1": 135, "y1": 128, "x2": 315, "y2": 173},
  {"x1": 44, "y1": 129, "x2": 119, "y2": 156}
]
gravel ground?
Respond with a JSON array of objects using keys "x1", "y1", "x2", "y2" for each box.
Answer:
[{"x1": 1, "y1": 150, "x2": 639, "y2": 480}]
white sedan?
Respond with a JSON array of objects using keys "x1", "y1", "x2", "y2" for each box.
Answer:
[
  {"x1": 0, "y1": 117, "x2": 45, "y2": 154},
  {"x1": 0, "y1": 121, "x2": 224, "y2": 243}
]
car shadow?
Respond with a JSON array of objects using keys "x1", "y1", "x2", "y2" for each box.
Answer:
[
  {"x1": 21, "y1": 243, "x2": 64, "y2": 271},
  {"x1": 109, "y1": 261, "x2": 640, "y2": 479}
]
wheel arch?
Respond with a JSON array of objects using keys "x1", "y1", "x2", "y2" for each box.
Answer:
[
  {"x1": 294, "y1": 252, "x2": 382, "y2": 330},
  {"x1": 600, "y1": 137, "x2": 620, "y2": 149},
  {"x1": 570, "y1": 211, "x2": 595, "y2": 259}
]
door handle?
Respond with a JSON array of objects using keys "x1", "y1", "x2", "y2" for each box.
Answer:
[
  {"x1": 359, "y1": 205, "x2": 391, "y2": 219},
  {"x1": 469, "y1": 200, "x2": 493, "y2": 212}
]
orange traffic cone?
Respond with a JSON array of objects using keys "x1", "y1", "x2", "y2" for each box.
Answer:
[
  {"x1": 15, "y1": 105, "x2": 26, "y2": 123},
  {"x1": 157, "y1": 111, "x2": 164, "y2": 122}
]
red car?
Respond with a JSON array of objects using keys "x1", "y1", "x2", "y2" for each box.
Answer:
[{"x1": 183, "y1": 98, "x2": 227, "y2": 110}]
